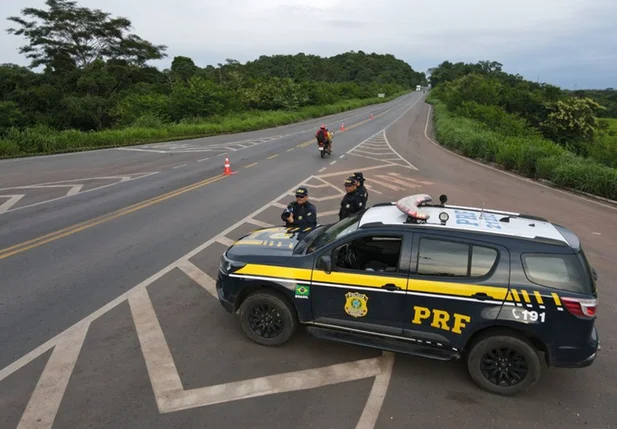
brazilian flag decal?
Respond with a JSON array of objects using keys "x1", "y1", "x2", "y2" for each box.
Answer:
[{"x1": 295, "y1": 284, "x2": 310, "y2": 299}]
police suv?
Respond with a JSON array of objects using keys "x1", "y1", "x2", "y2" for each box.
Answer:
[{"x1": 216, "y1": 193, "x2": 600, "y2": 395}]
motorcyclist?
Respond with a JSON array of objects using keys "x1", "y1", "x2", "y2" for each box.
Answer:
[{"x1": 315, "y1": 124, "x2": 332, "y2": 154}]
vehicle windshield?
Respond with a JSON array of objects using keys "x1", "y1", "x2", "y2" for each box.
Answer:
[{"x1": 307, "y1": 212, "x2": 363, "y2": 253}]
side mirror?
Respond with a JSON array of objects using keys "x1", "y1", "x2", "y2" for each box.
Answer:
[{"x1": 319, "y1": 255, "x2": 332, "y2": 274}]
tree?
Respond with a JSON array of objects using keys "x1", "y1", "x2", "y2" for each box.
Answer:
[{"x1": 6, "y1": 0, "x2": 167, "y2": 69}]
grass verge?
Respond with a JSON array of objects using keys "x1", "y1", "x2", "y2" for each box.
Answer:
[
  {"x1": 0, "y1": 91, "x2": 409, "y2": 159},
  {"x1": 426, "y1": 96, "x2": 617, "y2": 202}
]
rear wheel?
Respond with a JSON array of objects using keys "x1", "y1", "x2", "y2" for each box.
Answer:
[
  {"x1": 320, "y1": 150, "x2": 325, "y2": 158},
  {"x1": 238, "y1": 290, "x2": 298, "y2": 346},
  {"x1": 466, "y1": 334, "x2": 541, "y2": 396}
]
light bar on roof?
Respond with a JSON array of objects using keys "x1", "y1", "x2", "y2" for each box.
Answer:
[{"x1": 396, "y1": 194, "x2": 431, "y2": 220}]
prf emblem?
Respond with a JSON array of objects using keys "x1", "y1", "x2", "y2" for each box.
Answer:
[{"x1": 344, "y1": 292, "x2": 368, "y2": 318}]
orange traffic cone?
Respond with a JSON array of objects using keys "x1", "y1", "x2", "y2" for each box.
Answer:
[
  {"x1": 223, "y1": 157, "x2": 236, "y2": 175},
  {"x1": 369, "y1": 113, "x2": 373, "y2": 120},
  {"x1": 340, "y1": 122, "x2": 345, "y2": 131}
]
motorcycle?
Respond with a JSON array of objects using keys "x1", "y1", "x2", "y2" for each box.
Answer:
[{"x1": 318, "y1": 131, "x2": 334, "y2": 158}]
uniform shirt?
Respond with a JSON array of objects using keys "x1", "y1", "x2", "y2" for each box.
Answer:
[
  {"x1": 356, "y1": 184, "x2": 369, "y2": 205},
  {"x1": 281, "y1": 201, "x2": 318, "y2": 230},
  {"x1": 339, "y1": 190, "x2": 364, "y2": 220}
]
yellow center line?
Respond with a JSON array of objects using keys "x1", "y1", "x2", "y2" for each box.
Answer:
[
  {"x1": 245, "y1": 162, "x2": 258, "y2": 168},
  {"x1": 0, "y1": 173, "x2": 228, "y2": 260}
]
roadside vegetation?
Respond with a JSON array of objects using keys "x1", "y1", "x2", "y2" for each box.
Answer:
[
  {"x1": 426, "y1": 61, "x2": 617, "y2": 201},
  {"x1": 0, "y1": 0, "x2": 426, "y2": 158}
]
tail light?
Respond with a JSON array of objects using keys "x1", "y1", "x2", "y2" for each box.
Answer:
[{"x1": 562, "y1": 297, "x2": 597, "y2": 319}]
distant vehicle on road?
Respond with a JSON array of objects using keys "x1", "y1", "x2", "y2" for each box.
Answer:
[
  {"x1": 216, "y1": 193, "x2": 600, "y2": 396},
  {"x1": 416, "y1": 85, "x2": 422, "y2": 91}
]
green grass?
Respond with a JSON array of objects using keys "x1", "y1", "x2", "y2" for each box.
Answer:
[
  {"x1": 426, "y1": 96, "x2": 617, "y2": 201},
  {"x1": 0, "y1": 91, "x2": 409, "y2": 159}
]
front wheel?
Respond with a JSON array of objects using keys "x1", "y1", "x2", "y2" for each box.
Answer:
[
  {"x1": 238, "y1": 290, "x2": 298, "y2": 346},
  {"x1": 320, "y1": 149, "x2": 325, "y2": 158},
  {"x1": 466, "y1": 334, "x2": 542, "y2": 396}
]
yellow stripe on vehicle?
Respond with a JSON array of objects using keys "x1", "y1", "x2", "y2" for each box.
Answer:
[
  {"x1": 551, "y1": 292, "x2": 562, "y2": 306},
  {"x1": 312, "y1": 271, "x2": 407, "y2": 290},
  {"x1": 520, "y1": 289, "x2": 531, "y2": 303},
  {"x1": 235, "y1": 264, "x2": 312, "y2": 281},
  {"x1": 533, "y1": 291, "x2": 544, "y2": 305},
  {"x1": 408, "y1": 279, "x2": 509, "y2": 300}
]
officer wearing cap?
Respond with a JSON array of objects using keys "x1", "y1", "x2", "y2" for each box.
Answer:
[
  {"x1": 281, "y1": 187, "x2": 318, "y2": 230},
  {"x1": 353, "y1": 172, "x2": 368, "y2": 205},
  {"x1": 338, "y1": 177, "x2": 364, "y2": 220}
]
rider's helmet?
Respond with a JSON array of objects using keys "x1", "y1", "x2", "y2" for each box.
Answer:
[{"x1": 320, "y1": 124, "x2": 326, "y2": 130}]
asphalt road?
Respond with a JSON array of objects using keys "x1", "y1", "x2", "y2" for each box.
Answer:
[{"x1": 1, "y1": 92, "x2": 616, "y2": 429}]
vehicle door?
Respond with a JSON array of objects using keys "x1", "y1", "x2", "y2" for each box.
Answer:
[
  {"x1": 309, "y1": 230, "x2": 413, "y2": 337},
  {"x1": 402, "y1": 231, "x2": 511, "y2": 352}
]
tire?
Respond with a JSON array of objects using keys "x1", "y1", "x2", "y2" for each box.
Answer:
[
  {"x1": 466, "y1": 334, "x2": 542, "y2": 396},
  {"x1": 238, "y1": 290, "x2": 298, "y2": 347},
  {"x1": 320, "y1": 150, "x2": 325, "y2": 158}
]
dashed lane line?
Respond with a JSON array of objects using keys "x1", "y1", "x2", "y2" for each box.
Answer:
[{"x1": 245, "y1": 162, "x2": 259, "y2": 168}]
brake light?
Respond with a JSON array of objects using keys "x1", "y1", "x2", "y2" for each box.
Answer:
[{"x1": 562, "y1": 297, "x2": 597, "y2": 318}]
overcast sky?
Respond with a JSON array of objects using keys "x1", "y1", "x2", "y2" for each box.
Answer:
[{"x1": 1, "y1": 0, "x2": 616, "y2": 89}]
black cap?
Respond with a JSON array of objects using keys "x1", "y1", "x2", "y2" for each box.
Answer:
[
  {"x1": 353, "y1": 172, "x2": 364, "y2": 181},
  {"x1": 295, "y1": 187, "x2": 308, "y2": 197},
  {"x1": 344, "y1": 177, "x2": 356, "y2": 187}
]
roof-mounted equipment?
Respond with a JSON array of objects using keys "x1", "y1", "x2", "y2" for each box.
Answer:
[{"x1": 396, "y1": 194, "x2": 432, "y2": 224}]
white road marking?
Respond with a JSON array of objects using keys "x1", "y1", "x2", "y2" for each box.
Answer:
[
  {"x1": 305, "y1": 194, "x2": 342, "y2": 202},
  {"x1": 330, "y1": 160, "x2": 337, "y2": 165},
  {"x1": 422, "y1": 104, "x2": 617, "y2": 211},
  {"x1": 216, "y1": 236, "x2": 234, "y2": 246},
  {"x1": 128, "y1": 288, "x2": 184, "y2": 413},
  {"x1": 382, "y1": 130, "x2": 418, "y2": 170},
  {"x1": 197, "y1": 157, "x2": 209, "y2": 162},
  {"x1": 246, "y1": 218, "x2": 274, "y2": 228},
  {"x1": 65, "y1": 185, "x2": 84, "y2": 196},
  {"x1": 217, "y1": 152, "x2": 227, "y2": 157},
  {"x1": 0, "y1": 172, "x2": 159, "y2": 216},
  {"x1": 355, "y1": 351, "x2": 396, "y2": 429},
  {"x1": 365, "y1": 185, "x2": 383, "y2": 195},
  {"x1": 163, "y1": 356, "x2": 384, "y2": 413},
  {"x1": 319, "y1": 209, "x2": 340, "y2": 217},
  {"x1": 339, "y1": 155, "x2": 345, "y2": 159},
  {"x1": 177, "y1": 260, "x2": 217, "y2": 296},
  {"x1": 315, "y1": 176, "x2": 346, "y2": 194},
  {"x1": 592, "y1": 232, "x2": 601, "y2": 235},
  {"x1": 116, "y1": 147, "x2": 168, "y2": 153},
  {"x1": 173, "y1": 164, "x2": 187, "y2": 169},
  {"x1": 17, "y1": 324, "x2": 89, "y2": 429},
  {"x1": 272, "y1": 202, "x2": 287, "y2": 209},
  {"x1": 317, "y1": 164, "x2": 396, "y2": 179},
  {"x1": 318, "y1": 167, "x2": 327, "y2": 172},
  {"x1": 0, "y1": 194, "x2": 25, "y2": 213}
]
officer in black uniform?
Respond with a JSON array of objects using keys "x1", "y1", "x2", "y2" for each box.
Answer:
[
  {"x1": 339, "y1": 177, "x2": 365, "y2": 220},
  {"x1": 281, "y1": 187, "x2": 318, "y2": 230},
  {"x1": 353, "y1": 172, "x2": 368, "y2": 205}
]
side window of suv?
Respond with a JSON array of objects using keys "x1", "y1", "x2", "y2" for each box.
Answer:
[
  {"x1": 521, "y1": 253, "x2": 592, "y2": 294},
  {"x1": 416, "y1": 238, "x2": 498, "y2": 278},
  {"x1": 333, "y1": 235, "x2": 403, "y2": 273}
]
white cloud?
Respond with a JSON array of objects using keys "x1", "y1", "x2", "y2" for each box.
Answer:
[{"x1": 1, "y1": 0, "x2": 615, "y2": 88}]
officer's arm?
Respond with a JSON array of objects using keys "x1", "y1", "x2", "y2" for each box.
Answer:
[
  {"x1": 281, "y1": 202, "x2": 294, "y2": 224},
  {"x1": 354, "y1": 196, "x2": 365, "y2": 212},
  {"x1": 308, "y1": 205, "x2": 318, "y2": 228}
]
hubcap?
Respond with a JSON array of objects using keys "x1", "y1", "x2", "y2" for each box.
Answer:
[
  {"x1": 480, "y1": 347, "x2": 528, "y2": 387},
  {"x1": 247, "y1": 303, "x2": 284, "y2": 338}
]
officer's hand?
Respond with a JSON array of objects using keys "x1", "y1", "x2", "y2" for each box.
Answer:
[{"x1": 287, "y1": 214, "x2": 294, "y2": 223}]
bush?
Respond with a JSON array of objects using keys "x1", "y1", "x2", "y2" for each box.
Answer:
[
  {"x1": 1, "y1": 91, "x2": 409, "y2": 158},
  {"x1": 430, "y1": 99, "x2": 617, "y2": 200}
]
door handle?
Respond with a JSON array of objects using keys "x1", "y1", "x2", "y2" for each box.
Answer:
[
  {"x1": 381, "y1": 283, "x2": 401, "y2": 291},
  {"x1": 471, "y1": 292, "x2": 493, "y2": 300}
]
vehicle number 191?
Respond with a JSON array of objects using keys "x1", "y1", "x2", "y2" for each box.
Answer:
[{"x1": 512, "y1": 308, "x2": 546, "y2": 323}]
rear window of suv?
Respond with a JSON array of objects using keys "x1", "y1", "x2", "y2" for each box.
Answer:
[{"x1": 521, "y1": 252, "x2": 593, "y2": 294}]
